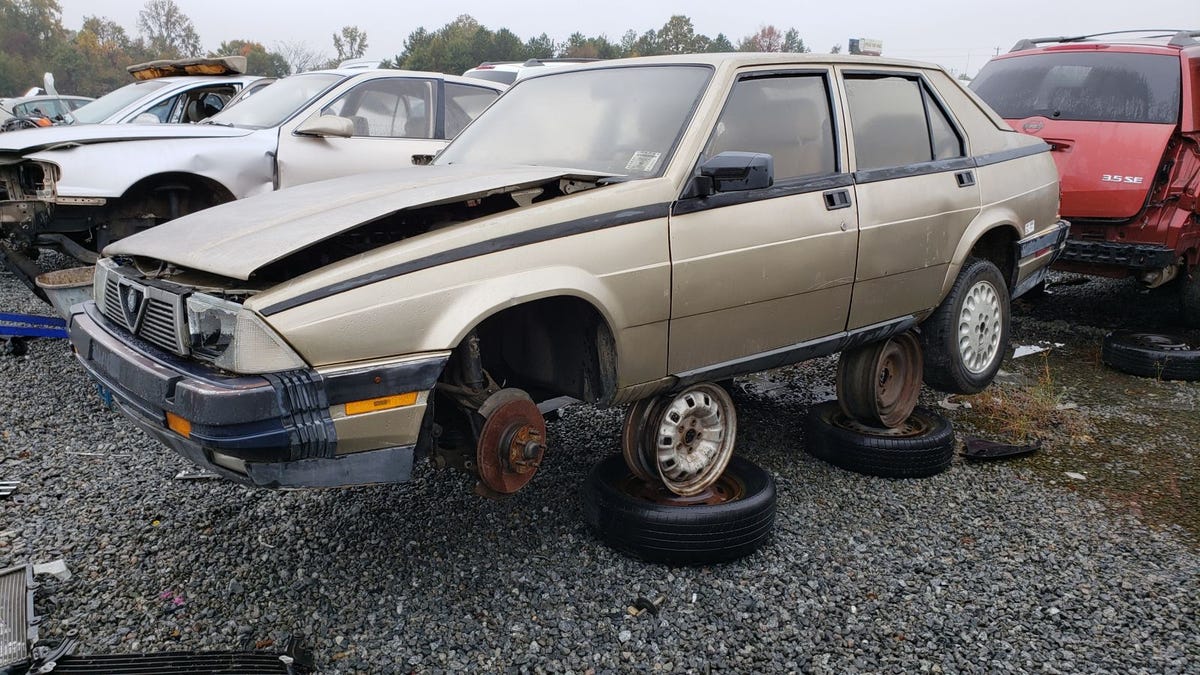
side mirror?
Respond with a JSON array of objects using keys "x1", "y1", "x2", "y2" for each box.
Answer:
[
  {"x1": 295, "y1": 114, "x2": 354, "y2": 138},
  {"x1": 132, "y1": 113, "x2": 161, "y2": 124},
  {"x1": 694, "y1": 151, "x2": 774, "y2": 195}
]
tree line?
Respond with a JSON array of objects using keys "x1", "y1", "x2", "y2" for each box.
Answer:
[{"x1": 2, "y1": 0, "x2": 813, "y2": 99}]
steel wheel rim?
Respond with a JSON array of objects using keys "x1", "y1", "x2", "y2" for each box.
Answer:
[
  {"x1": 957, "y1": 279, "x2": 1002, "y2": 374},
  {"x1": 1129, "y1": 333, "x2": 1191, "y2": 351},
  {"x1": 829, "y1": 407, "x2": 932, "y2": 437},
  {"x1": 874, "y1": 333, "x2": 923, "y2": 427},
  {"x1": 651, "y1": 383, "x2": 737, "y2": 496}
]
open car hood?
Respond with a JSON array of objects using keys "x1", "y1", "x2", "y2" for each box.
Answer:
[
  {"x1": 0, "y1": 123, "x2": 253, "y2": 154},
  {"x1": 105, "y1": 164, "x2": 607, "y2": 280}
]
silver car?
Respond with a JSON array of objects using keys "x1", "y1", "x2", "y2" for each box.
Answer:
[{"x1": 0, "y1": 68, "x2": 505, "y2": 268}]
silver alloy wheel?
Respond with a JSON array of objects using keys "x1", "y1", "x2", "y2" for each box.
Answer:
[
  {"x1": 957, "y1": 279, "x2": 1003, "y2": 374},
  {"x1": 652, "y1": 383, "x2": 737, "y2": 496}
]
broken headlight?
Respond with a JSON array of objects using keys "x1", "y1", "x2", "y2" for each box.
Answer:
[{"x1": 186, "y1": 293, "x2": 305, "y2": 373}]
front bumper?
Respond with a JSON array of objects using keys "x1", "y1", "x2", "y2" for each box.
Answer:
[
  {"x1": 1055, "y1": 239, "x2": 1177, "y2": 271},
  {"x1": 1013, "y1": 219, "x2": 1070, "y2": 297},
  {"x1": 69, "y1": 301, "x2": 446, "y2": 488}
]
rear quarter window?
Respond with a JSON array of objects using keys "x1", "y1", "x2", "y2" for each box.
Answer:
[{"x1": 971, "y1": 52, "x2": 1181, "y2": 124}]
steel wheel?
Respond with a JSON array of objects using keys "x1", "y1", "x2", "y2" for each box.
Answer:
[
  {"x1": 957, "y1": 279, "x2": 1003, "y2": 374},
  {"x1": 650, "y1": 383, "x2": 737, "y2": 496},
  {"x1": 836, "y1": 332, "x2": 923, "y2": 428},
  {"x1": 621, "y1": 397, "x2": 660, "y2": 482}
]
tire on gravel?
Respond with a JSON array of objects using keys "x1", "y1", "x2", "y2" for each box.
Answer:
[
  {"x1": 919, "y1": 257, "x2": 1011, "y2": 394},
  {"x1": 1101, "y1": 331, "x2": 1200, "y2": 381},
  {"x1": 582, "y1": 454, "x2": 776, "y2": 565},
  {"x1": 805, "y1": 401, "x2": 954, "y2": 478}
]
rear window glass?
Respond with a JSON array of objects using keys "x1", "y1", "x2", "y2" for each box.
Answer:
[{"x1": 971, "y1": 52, "x2": 1180, "y2": 124}]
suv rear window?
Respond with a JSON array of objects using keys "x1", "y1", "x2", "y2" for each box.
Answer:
[{"x1": 971, "y1": 52, "x2": 1181, "y2": 124}]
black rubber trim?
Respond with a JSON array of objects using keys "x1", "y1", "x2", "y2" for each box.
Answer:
[
  {"x1": 260, "y1": 202, "x2": 672, "y2": 315},
  {"x1": 672, "y1": 173, "x2": 854, "y2": 216},
  {"x1": 853, "y1": 157, "x2": 976, "y2": 184},
  {"x1": 971, "y1": 143, "x2": 1051, "y2": 167},
  {"x1": 674, "y1": 315, "x2": 917, "y2": 387},
  {"x1": 323, "y1": 355, "x2": 448, "y2": 405},
  {"x1": 1016, "y1": 220, "x2": 1071, "y2": 258}
]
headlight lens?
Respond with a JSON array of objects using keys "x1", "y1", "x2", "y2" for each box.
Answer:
[
  {"x1": 186, "y1": 294, "x2": 306, "y2": 373},
  {"x1": 186, "y1": 293, "x2": 239, "y2": 359}
]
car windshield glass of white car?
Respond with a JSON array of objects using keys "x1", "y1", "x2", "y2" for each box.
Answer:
[
  {"x1": 207, "y1": 72, "x2": 345, "y2": 129},
  {"x1": 437, "y1": 65, "x2": 711, "y2": 177},
  {"x1": 71, "y1": 80, "x2": 173, "y2": 124}
]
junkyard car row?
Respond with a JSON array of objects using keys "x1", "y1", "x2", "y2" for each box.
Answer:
[{"x1": 3, "y1": 34, "x2": 1198, "y2": 569}]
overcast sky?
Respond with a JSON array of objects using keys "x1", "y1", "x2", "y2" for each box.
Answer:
[{"x1": 60, "y1": 0, "x2": 1199, "y2": 76}]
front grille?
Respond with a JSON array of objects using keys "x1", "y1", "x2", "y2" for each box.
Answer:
[{"x1": 97, "y1": 264, "x2": 188, "y2": 355}]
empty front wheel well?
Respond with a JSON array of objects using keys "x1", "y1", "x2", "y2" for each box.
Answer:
[
  {"x1": 117, "y1": 172, "x2": 235, "y2": 216},
  {"x1": 469, "y1": 297, "x2": 618, "y2": 405},
  {"x1": 969, "y1": 227, "x2": 1018, "y2": 289}
]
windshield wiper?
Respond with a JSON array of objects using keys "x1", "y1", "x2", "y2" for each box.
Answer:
[{"x1": 199, "y1": 119, "x2": 233, "y2": 127}]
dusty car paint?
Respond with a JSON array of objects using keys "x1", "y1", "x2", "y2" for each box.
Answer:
[{"x1": 68, "y1": 53, "x2": 1067, "y2": 489}]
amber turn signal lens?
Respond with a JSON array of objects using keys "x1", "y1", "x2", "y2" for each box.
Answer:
[
  {"x1": 166, "y1": 412, "x2": 192, "y2": 438},
  {"x1": 344, "y1": 392, "x2": 418, "y2": 416}
]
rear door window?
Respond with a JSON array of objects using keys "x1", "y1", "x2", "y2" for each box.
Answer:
[
  {"x1": 843, "y1": 74, "x2": 964, "y2": 170},
  {"x1": 971, "y1": 52, "x2": 1181, "y2": 124}
]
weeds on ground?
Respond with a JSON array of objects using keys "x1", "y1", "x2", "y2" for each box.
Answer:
[{"x1": 957, "y1": 352, "x2": 1091, "y2": 444}]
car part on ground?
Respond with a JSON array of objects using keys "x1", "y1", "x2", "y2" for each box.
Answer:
[
  {"x1": 960, "y1": 437, "x2": 1042, "y2": 460},
  {"x1": 805, "y1": 401, "x2": 955, "y2": 478},
  {"x1": 836, "y1": 331, "x2": 923, "y2": 428},
  {"x1": 582, "y1": 454, "x2": 776, "y2": 565},
  {"x1": 0, "y1": 311, "x2": 67, "y2": 339},
  {"x1": 920, "y1": 258, "x2": 1011, "y2": 394},
  {"x1": 0, "y1": 564, "x2": 37, "y2": 669},
  {"x1": 971, "y1": 30, "x2": 1200, "y2": 324},
  {"x1": 1100, "y1": 331, "x2": 1200, "y2": 381}
]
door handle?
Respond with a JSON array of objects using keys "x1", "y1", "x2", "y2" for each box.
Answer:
[
  {"x1": 955, "y1": 170, "x2": 975, "y2": 188},
  {"x1": 823, "y1": 188, "x2": 852, "y2": 210}
]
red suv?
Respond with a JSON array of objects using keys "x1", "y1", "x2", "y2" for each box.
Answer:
[{"x1": 972, "y1": 30, "x2": 1200, "y2": 325}]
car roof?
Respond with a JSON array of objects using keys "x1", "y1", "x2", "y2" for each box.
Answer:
[
  {"x1": 511, "y1": 52, "x2": 951, "y2": 79},
  {"x1": 314, "y1": 68, "x2": 507, "y2": 89},
  {"x1": 1003, "y1": 29, "x2": 1200, "y2": 57}
]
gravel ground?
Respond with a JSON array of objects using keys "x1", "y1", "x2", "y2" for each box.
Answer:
[{"x1": 2, "y1": 262, "x2": 1198, "y2": 674}]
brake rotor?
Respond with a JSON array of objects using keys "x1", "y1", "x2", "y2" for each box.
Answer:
[{"x1": 476, "y1": 389, "x2": 547, "y2": 494}]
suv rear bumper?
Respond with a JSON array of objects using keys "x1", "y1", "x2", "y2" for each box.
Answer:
[
  {"x1": 1055, "y1": 239, "x2": 1177, "y2": 271},
  {"x1": 69, "y1": 301, "x2": 445, "y2": 488}
]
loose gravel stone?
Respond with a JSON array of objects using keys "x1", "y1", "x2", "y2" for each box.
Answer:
[{"x1": 1, "y1": 262, "x2": 1197, "y2": 673}]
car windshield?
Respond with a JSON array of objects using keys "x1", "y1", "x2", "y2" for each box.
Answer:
[
  {"x1": 437, "y1": 65, "x2": 711, "y2": 177},
  {"x1": 207, "y1": 73, "x2": 345, "y2": 129},
  {"x1": 70, "y1": 80, "x2": 173, "y2": 124},
  {"x1": 971, "y1": 52, "x2": 1181, "y2": 124}
]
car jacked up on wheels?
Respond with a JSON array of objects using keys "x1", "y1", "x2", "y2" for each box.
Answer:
[{"x1": 68, "y1": 54, "x2": 1066, "y2": 514}]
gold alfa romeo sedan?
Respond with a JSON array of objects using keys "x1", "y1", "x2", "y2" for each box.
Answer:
[{"x1": 69, "y1": 54, "x2": 1067, "y2": 505}]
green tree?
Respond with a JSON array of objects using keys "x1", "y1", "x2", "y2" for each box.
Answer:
[
  {"x1": 708, "y1": 33, "x2": 734, "y2": 52},
  {"x1": 137, "y1": 0, "x2": 201, "y2": 58},
  {"x1": 657, "y1": 15, "x2": 699, "y2": 54},
  {"x1": 331, "y1": 25, "x2": 368, "y2": 63},
  {"x1": 524, "y1": 33, "x2": 555, "y2": 59},
  {"x1": 212, "y1": 40, "x2": 290, "y2": 77},
  {"x1": 782, "y1": 28, "x2": 808, "y2": 53}
]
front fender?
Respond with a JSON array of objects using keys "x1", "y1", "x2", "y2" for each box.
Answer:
[{"x1": 28, "y1": 133, "x2": 277, "y2": 200}]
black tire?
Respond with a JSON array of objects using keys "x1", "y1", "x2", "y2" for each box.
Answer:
[
  {"x1": 1101, "y1": 331, "x2": 1200, "y2": 381},
  {"x1": 1182, "y1": 270, "x2": 1200, "y2": 329},
  {"x1": 805, "y1": 401, "x2": 954, "y2": 478},
  {"x1": 582, "y1": 454, "x2": 776, "y2": 565},
  {"x1": 920, "y1": 257, "x2": 1011, "y2": 394}
]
